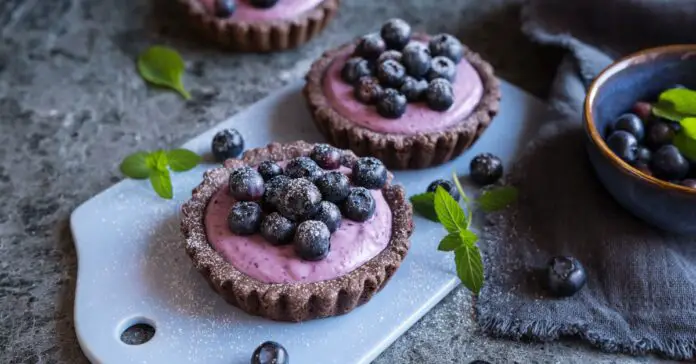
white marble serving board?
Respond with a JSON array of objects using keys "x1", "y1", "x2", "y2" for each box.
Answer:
[{"x1": 70, "y1": 79, "x2": 547, "y2": 364}]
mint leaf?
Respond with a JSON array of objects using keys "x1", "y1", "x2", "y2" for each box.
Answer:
[
  {"x1": 438, "y1": 232, "x2": 463, "y2": 251},
  {"x1": 454, "y1": 244, "x2": 484, "y2": 295},
  {"x1": 149, "y1": 169, "x2": 173, "y2": 199},
  {"x1": 167, "y1": 148, "x2": 201, "y2": 172},
  {"x1": 459, "y1": 229, "x2": 478, "y2": 247},
  {"x1": 409, "y1": 192, "x2": 439, "y2": 222},
  {"x1": 147, "y1": 150, "x2": 169, "y2": 172},
  {"x1": 434, "y1": 186, "x2": 467, "y2": 233},
  {"x1": 675, "y1": 117, "x2": 696, "y2": 161},
  {"x1": 477, "y1": 186, "x2": 518, "y2": 213},
  {"x1": 120, "y1": 152, "x2": 152, "y2": 179},
  {"x1": 652, "y1": 88, "x2": 696, "y2": 122},
  {"x1": 137, "y1": 46, "x2": 190, "y2": 100}
]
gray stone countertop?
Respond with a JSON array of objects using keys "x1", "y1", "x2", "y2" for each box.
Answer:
[{"x1": 0, "y1": 0, "x2": 661, "y2": 363}]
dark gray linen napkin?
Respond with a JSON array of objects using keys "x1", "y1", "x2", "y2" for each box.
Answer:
[{"x1": 475, "y1": 0, "x2": 696, "y2": 360}]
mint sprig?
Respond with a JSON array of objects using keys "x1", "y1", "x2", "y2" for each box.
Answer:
[
  {"x1": 652, "y1": 88, "x2": 696, "y2": 162},
  {"x1": 137, "y1": 46, "x2": 190, "y2": 100},
  {"x1": 119, "y1": 148, "x2": 201, "y2": 199},
  {"x1": 411, "y1": 172, "x2": 518, "y2": 294}
]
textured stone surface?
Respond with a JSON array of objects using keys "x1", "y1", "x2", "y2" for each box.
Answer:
[{"x1": 0, "y1": 0, "x2": 658, "y2": 363}]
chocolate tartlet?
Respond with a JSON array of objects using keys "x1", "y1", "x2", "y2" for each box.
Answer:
[
  {"x1": 175, "y1": 0, "x2": 340, "y2": 52},
  {"x1": 303, "y1": 20, "x2": 501, "y2": 169},
  {"x1": 181, "y1": 141, "x2": 413, "y2": 321}
]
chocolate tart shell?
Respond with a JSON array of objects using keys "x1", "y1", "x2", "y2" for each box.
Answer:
[
  {"x1": 303, "y1": 35, "x2": 501, "y2": 169},
  {"x1": 180, "y1": 141, "x2": 413, "y2": 322},
  {"x1": 175, "y1": 0, "x2": 340, "y2": 52}
]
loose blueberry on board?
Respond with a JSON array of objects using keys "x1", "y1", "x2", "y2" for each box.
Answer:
[
  {"x1": 645, "y1": 122, "x2": 675, "y2": 149},
  {"x1": 341, "y1": 57, "x2": 372, "y2": 85},
  {"x1": 546, "y1": 256, "x2": 587, "y2": 297},
  {"x1": 284, "y1": 157, "x2": 323, "y2": 181},
  {"x1": 426, "y1": 78, "x2": 455, "y2": 111},
  {"x1": 632, "y1": 101, "x2": 652, "y2": 121},
  {"x1": 635, "y1": 146, "x2": 652, "y2": 165},
  {"x1": 376, "y1": 59, "x2": 407, "y2": 88},
  {"x1": 310, "y1": 144, "x2": 343, "y2": 170},
  {"x1": 211, "y1": 129, "x2": 244, "y2": 162},
  {"x1": 612, "y1": 113, "x2": 645, "y2": 141},
  {"x1": 606, "y1": 130, "x2": 638, "y2": 163},
  {"x1": 294, "y1": 220, "x2": 331, "y2": 261},
  {"x1": 229, "y1": 166, "x2": 265, "y2": 201},
  {"x1": 251, "y1": 341, "x2": 289, "y2": 364},
  {"x1": 315, "y1": 171, "x2": 351, "y2": 203},
  {"x1": 278, "y1": 178, "x2": 322, "y2": 221},
  {"x1": 401, "y1": 42, "x2": 432, "y2": 79},
  {"x1": 426, "y1": 179, "x2": 461, "y2": 201},
  {"x1": 682, "y1": 179, "x2": 696, "y2": 189},
  {"x1": 354, "y1": 33, "x2": 387, "y2": 60},
  {"x1": 312, "y1": 201, "x2": 342, "y2": 233},
  {"x1": 354, "y1": 77, "x2": 384, "y2": 104},
  {"x1": 427, "y1": 56, "x2": 456, "y2": 82},
  {"x1": 257, "y1": 161, "x2": 283, "y2": 181},
  {"x1": 260, "y1": 212, "x2": 296, "y2": 246},
  {"x1": 469, "y1": 153, "x2": 504, "y2": 186},
  {"x1": 650, "y1": 145, "x2": 690, "y2": 181},
  {"x1": 428, "y1": 33, "x2": 465, "y2": 63},
  {"x1": 352, "y1": 157, "x2": 388, "y2": 189},
  {"x1": 400, "y1": 76, "x2": 428, "y2": 102},
  {"x1": 380, "y1": 18, "x2": 412, "y2": 50},
  {"x1": 249, "y1": 0, "x2": 278, "y2": 8},
  {"x1": 227, "y1": 201, "x2": 263, "y2": 235},
  {"x1": 261, "y1": 175, "x2": 291, "y2": 212},
  {"x1": 342, "y1": 187, "x2": 377, "y2": 222},
  {"x1": 214, "y1": 0, "x2": 236, "y2": 18},
  {"x1": 377, "y1": 50, "x2": 403, "y2": 65},
  {"x1": 376, "y1": 88, "x2": 408, "y2": 119}
]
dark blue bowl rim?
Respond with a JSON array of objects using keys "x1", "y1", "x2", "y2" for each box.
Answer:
[{"x1": 583, "y1": 44, "x2": 696, "y2": 196}]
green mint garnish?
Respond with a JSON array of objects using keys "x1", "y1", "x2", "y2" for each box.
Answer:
[
  {"x1": 411, "y1": 171, "x2": 518, "y2": 295},
  {"x1": 673, "y1": 117, "x2": 696, "y2": 161},
  {"x1": 137, "y1": 45, "x2": 190, "y2": 100},
  {"x1": 652, "y1": 88, "x2": 696, "y2": 122},
  {"x1": 119, "y1": 148, "x2": 201, "y2": 199}
]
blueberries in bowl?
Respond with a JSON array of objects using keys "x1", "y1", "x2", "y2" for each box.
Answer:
[{"x1": 606, "y1": 130, "x2": 638, "y2": 163}]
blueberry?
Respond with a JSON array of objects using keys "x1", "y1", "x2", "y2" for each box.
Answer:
[
  {"x1": 227, "y1": 201, "x2": 262, "y2": 235},
  {"x1": 425, "y1": 78, "x2": 454, "y2": 111},
  {"x1": 310, "y1": 143, "x2": 342, "y2": 170},
  {"x1": 251, "y1": 341, "x2": 289, "y2": 364},
  {"x1": 229, "y1": 166, "x2": 265, "y2": 201},
  {"x1": 342, "y1": 187, "x2": 377, "y2": 222},
  {"x1": 632, "y1": 101, "x2": 652, "y2": 121},
  {"x1": 376, "y1": 89, "x2": 407, "y2": 119},
  {"x1": 426, "y1": 179, "x2": 460, "y2": 201},
  {"x1": 260, "y1": 212, "x2": 296, "y2": 245},
  {"x1": 401, "y1": 42, "x2": 432, "y2": 79},
  {"x1": 612, "y1": 113, "x2": 644, "y2": 141},
  {"x1": 315, "y1": 171, "x2": 351, "y2": 203},
  {"x1": 636, "y1": 146, "x2": 652, "y2": 165},
  {"x1": 380, "y1": 18, "x2": 412, "y2": 50},
  {"x1": 634, "y1": 162, "x2": 653, "y2": 176},
  {"x1": 257, "y1": 161, "x2": 283, "y2": 181},
  {"x1": 469, "y1": 361, "x2": 492, "y2": 364},
  {"x1": 294, "y1": 220, "x2": 331, "y2": 261},
  {"x1": 352, "y1": 157, "x2": 388, "y2": 189},
  {"x1": 682, "y1": 179, "x2": 696, "y2": 189},
  {"x1": 546, "y1": 256, "x2": 587, "y2": 297},
  {"x1": 645, "y1": 122, "x2": 675, "y2": 149},
  {"x1": 354, "y1": 77, "x2": 384, "y2": 105},
  {"x1": 651, "y1": 145, "x2": 690, "y2": 180},
  {"x1": 261, "y1": 175, "x2": 290, "y2": 212},
  {"x1": 469, "y1": 153, "x2": 503, "y2": 186},
  {"x1": 278, "y1": 178, "x2": 322, "y2": 220},
  {"x1": 214, "y1": 0, "x2": 236, "y2": 17},
  {"x1": 311, "y1": 201, "x2": 342, "y2": 233},
  {"x1": 249, "y1": 0, "x2": 277, "y2": 8},
  {"x1": 427, "y1": 56, "x2": 456, "y2": 82},
  {"x1": 400, "y1": 76, "x2": 428, "y2": 102},
  {"x1": 341, "y1": 57, "x2": 372, "y2": 85},
  {"x1": 606, "y1": 131, "x2": 638, "y2": 163},
  {"x1": 428, "y1": 33, "x2": 465, "y2": 63},
  {"x1": 376, "y1": 59, "x2": 407, "y2": 88},
  {"x1": 211, "y1": 129, "x2": 244, "y2": 162},
  {"x1": 353, "y1": 33, "x2": 386, "y2": 60},
  {"x1": 377, "y1": 50, "x2": 403, "y2": 65},
  {"x1": 284, "y1": 157, "x2": 323, "y2": 181}
]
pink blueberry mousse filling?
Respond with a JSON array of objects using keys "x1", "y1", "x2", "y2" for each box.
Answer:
[
  {"x1": 197, "y1": 0, "x2": 325, "y2": 22},
  {"x1": 322, "y1": 41, "x2": 484, "y2": 135},
  {"x1": 204, "y1": 166, "x2": 393, "y2": 284}
]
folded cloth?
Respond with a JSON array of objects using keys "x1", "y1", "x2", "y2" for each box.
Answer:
[{"x1": 475, "y1": 0, "x2": 696, "y2": 360}]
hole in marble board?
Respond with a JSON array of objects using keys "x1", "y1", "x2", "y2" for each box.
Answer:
[{"x1": 119, "y1": 317, "x2": 156, "y2": 345}]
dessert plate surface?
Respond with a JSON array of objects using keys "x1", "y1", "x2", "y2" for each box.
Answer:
[{"x1": 71, "y1": 79, "x2": 547, "y2": 364}]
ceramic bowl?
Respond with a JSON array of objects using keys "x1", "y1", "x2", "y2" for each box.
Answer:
[{"x1": 584, "y1": 45, "x2": 696, "y2": 235}]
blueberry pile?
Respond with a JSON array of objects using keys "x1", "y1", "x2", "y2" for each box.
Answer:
[
  {"x1": 341, "y1": 19, "x2": 465, "y2": 118},
  {"x1": 226, "y1": 144, "x2": 388, "y2": 261},
  {"x1": 604, "y1": 98, "x2": 696, "y2": 188},
  {"x1": 214, "y1": 0, "x2": 279, "y2": 18}
]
